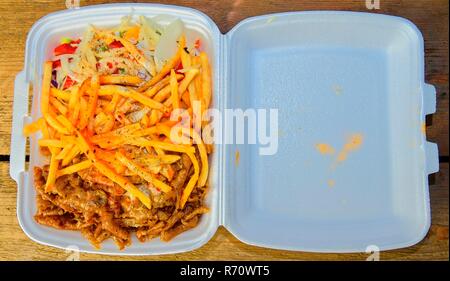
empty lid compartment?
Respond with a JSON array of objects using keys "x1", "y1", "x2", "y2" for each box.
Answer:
[{"x1": 222, "y1": 12, "x2": 432, "y2": 252}]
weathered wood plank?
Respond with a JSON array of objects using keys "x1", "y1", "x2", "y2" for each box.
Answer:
[{"x1": 0, "y1": 162, "x2": 447, "y2": 260}]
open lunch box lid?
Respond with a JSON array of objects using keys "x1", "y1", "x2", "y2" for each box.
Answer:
[{"x1": 10, "y1": 4, "x2": 439, "y2": 255}]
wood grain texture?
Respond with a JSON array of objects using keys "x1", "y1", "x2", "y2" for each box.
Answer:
[
  {"x1": 0, "y1": 162, "x2": 447, "y2": 261},
  {"x1": 0, "y1": 0, "x2": 448, "y2": 261},
  {"x1": 0, "y1": 0, "x2": 448, "y2": 155}
]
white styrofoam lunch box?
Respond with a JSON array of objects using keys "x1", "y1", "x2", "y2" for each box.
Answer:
[{"x1": 10, "y1": 4, "x2": 439, "y2": 255}]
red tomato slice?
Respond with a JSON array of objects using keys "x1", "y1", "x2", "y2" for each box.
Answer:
[
  {"x1": 108, "y1": 40, "x2": 124, "y2": 49},
  {"x1": 194, "y1": 39, "x2": 201, "y2": 50},
  {"x1": 175, "y1": 62, "x2": 183, "y2": 72},
  {"x1": 52, "y1": 60, "x2": 61, "y2": 69},
  {"x1": 54, "y1": 43, "x2": 77, "y2": 56},
  {"x1": 63, "y1": 76, "x2": 75, "y2": 90}
]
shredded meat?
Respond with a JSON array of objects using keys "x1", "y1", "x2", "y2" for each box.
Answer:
[{"x1": 33, "y1": 155, "x2": 209, "y2": 249}]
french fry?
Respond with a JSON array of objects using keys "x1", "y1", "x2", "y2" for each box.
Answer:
[
  {"x1": 68, "y1": 85, "x2": 81, "y2": 122},
  {"x1": 190, "y1": 129, "x2": 208, "y2": 187},
  {"x1": 148, "y1": 110, "x2": 160, "y2": 126},
  {"x1": 70, "y1": 101, "x2": 81, "y2": 125},
  {"x1": 179, "y1": 151, "x2": 199, "y2": 208},
  {"x1": 154, "y1": 69, "x2": 198, "y2": 106},
  {"x1": 179, "y1": 41, "x2": 200, "y2": 109},
  {"x1": 181, "y1": 91, "x2": 191, "y2": 107},
  {"x1": 179, "y1": 69, "x2": 199, "y2": 97},
  {"x1": 99, "y1": 85, "x2": 167, "y2": 111},
  {"x1": 92, "y1": 135, "x2": 129, "y2": 149},
  {"x1": 131, "y1": 126, "x2": 158, "y2": 137},
  {"x1": 179, "y1": 36, "x2": 191, "y2": 69},
  {"x1": 144, "y1": 74, "x2": 183, "y2": 98},
  {"x1": 40, "y1": 118, "x2": 50, "y2": 139},
  {"x1": 77, "y1": 97, "x2": 89, "y2": 130},
  {"x1": 76, "y1": 131, "x2": 91, "y2": 154},
  {"x1": 104, "y1": 93, "x2": 121, "y2": 113},
  {"x1": 137, "y1": 40, "x2": 182, "y2": 92},
  {"x1": 154, "y1": 147, "x2": 165, "y2": 156},
  {"x1": 44, "y1": 114, "x2": 70, "y2": 135},
  {"x1": 170, "y1": 69, "x2": 180, "y2": 109},
  {"x1": 90, "y1": 123, "x2": 141, "y2": 143},
  {"x1": 125, "y1": 138, "x2": 195, "y2": 154},
  {"x1": 39, "y1": 118, "x2": 59, "y2": 154},
  {"x1": 188, "y1": 81, "x2": 198, "y2": 112},
  {"x1": 55, "y1": 144, "x2": 74, "y2": 160},
  {"x1": 99, "y1": 75, "x2": 143, "y2": 86},
  {"x1": 111, "y1": 160, "x2": 127, "y2": 174},
  {"x1": 61, "y1": 145, "x2": 80, "y2": 166},
  {"x1": 94, "y1": 148, "x2": 116, "y2": 162},
  {"x1": 57, "y1": 159, "x2": 92, "y2": 177},
  {"x1": 50, "y1": 88, "x2": 70, "y2": 101},
  {"x1": 60, "y1": 135, "x2": 78, "y2": 144},
  {"x1": 93, "y1": 112, "x2": 115, "y2": 134},
  {"x1": 140, "y1": 113, "x2": 150, "y2": 127},
  {"x1": 45, "y1": 153, "x2": 59, "y2": 192},
  {"x1": 40, "y1": 61, "x2": 53, "y2": 115},
  {"x1": 56, "y1": 114, "x2": 75, "y2": 133},
  {"x1": 135, "y1": 154, "x2": 180, "y2": 166},
  {"x1": 200, "y1": 52, "x2": 212, "y2": 109},
  {"x1": 97, "y1": 87, "x2": 115, "y2": 96},
  {"x1": 93, "y1": 160, "x2": 151, "y2": 209},
  {"x1": 38, "y1": 139, "x2": 66, "y2": 148},
  {"x1": 192, "y1": 56, "x2": 204, "y2": 109},
  {"x1": 116, "y1": 151, "x2": 172, "y2": 193},
  {"x1": 23, "y1": 118, "x2": 44, "y2": 137},
  {"x1": 153, "y1": 85, "x2": 171, "y2": 103},
  {"x1": 87, "y1": 74, "x2": 99, "y2": 134},
  {"x1": 156, "y1": 123, "x2": 191, "y2": 144}
]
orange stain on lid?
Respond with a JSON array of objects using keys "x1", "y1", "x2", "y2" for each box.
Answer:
[
  {"x1": 327, "y1": 179, "x2": 335, "y2": 188},
  {"x1": 421, "y1": 122, "x2": 426, "y2": 136},
  {"x1": 235, "y1": 149, "x2": 240, "y2": 167},
  {"x1": 315, "y1": 143, "x2": 335, "y2": 155},
  {"x1": 337, "y1": 133, "x2": 364, "y2": 163}
]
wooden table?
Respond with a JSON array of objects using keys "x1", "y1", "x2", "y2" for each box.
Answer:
[{"x1": 0, "y1": 0, "x2": 447, "y2": 261}]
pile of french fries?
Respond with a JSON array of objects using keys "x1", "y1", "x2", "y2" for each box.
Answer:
[{"x1": 24, "y1": 35, "x2": 212, "y2": 210}]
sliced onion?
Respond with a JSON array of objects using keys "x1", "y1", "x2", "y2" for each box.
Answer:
[
  {"x1": 154, "y1": 18, "x2": 184, "y2": 72},
  {"x1": 139, "y1": 16, "x2": 162, "y2": 50}
]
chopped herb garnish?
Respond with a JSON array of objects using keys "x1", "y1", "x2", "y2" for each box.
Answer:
[
  {"x1": 155, "y1": 30, "x2": 162, "y2": 36},
  {"x1": 119, "y1": 31, "x2": 126, "y2": 38},
  {"x1": 97, "y1": 44, "x2": 108, "y2": 52},
  {"x1": 118, "y1": 68, "x2": 126, "y2": 74},
  {"x1": 60, "y1": 37, "x2": 72, "y2": 44}
]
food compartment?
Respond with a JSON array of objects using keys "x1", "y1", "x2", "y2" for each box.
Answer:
[
  {"x1": 222, "y1": 12, "x2": 437, "y2": 252},
  {"x1": 16, "y1": 4, "x2": 222, "y2": 255}
]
